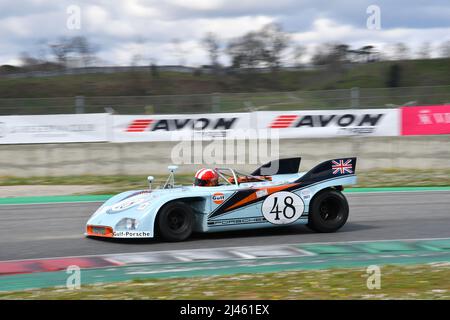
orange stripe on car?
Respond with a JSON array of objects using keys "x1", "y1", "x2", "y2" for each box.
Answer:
[{"x1": 225, "y1": 183, "x2": 299, "y2": 212}]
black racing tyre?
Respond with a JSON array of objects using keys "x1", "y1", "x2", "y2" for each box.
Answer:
[
  {"x1": 157, "y1": 202, "x2": 194, "y2": 241},
  {"x1": 307, "y1": 189, "x2": 349, "y2": 233}
]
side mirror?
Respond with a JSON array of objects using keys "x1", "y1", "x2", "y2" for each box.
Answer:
[
  {"x1": 164, "y1": 166, "x2": 178, "y2": 189},
  {"x1": 147, "y1": 176, "x2": 154, "y2": 190}
]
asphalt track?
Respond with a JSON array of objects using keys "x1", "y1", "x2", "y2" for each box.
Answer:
[{"x1": 0, "y1": 191, "x2": 449, "y2": 261}]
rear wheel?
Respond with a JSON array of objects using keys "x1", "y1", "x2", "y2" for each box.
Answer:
[
  {"x1": 157, "y1": 202, "x2": 194, "y2": 241},
  {"x1": 307, "y1": 189, "x2": 349, "y2": 233}
]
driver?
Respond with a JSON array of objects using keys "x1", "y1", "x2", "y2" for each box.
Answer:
[{"x1": 194, "y1": 168, "x2": 219, "y2": 187}]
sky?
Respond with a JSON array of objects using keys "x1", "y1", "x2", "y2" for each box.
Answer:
[{"x1": 1, "y1": 0, "x2": 450, "y2": 67}]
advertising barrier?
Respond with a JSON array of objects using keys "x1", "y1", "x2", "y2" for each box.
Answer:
[
  {"x1": 255, "y1": 109, "x2": 400, "y2": 138},
  {"x1": 111, "y1": 113, "x2": 254, "y2": 142},
  {"x1": 0, "y1": 114, "x2": 109, "y2": 144},
  {"x1": 4, "y1": 105, "x2": 450, "y2": 144},
  {"x1": 401, "y1": 105, "x2": 450, "y2": 136}
]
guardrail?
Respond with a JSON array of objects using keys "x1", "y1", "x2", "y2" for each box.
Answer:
[{"x1": 1, "y1": 85, "x2": 450, "y2": 115}]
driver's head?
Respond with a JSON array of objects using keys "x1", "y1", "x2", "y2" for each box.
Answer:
[{"x1": 194, "y1": 168, "x2": 218, "y2": 187}]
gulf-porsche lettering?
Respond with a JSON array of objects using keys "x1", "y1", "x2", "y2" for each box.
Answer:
[
  {"x1": 269, "y1": 113, "x2": 384, "y2": 128},
  {"x1": 125, "y1": 117, "x2": 238, "y2": 132}
]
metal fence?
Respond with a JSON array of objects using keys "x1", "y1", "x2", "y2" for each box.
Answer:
[{"x1": 1, "y1": 85, "x2": 450, "y2": 115}]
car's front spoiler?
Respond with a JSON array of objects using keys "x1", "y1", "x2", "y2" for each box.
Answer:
[{"x1": 85, "y1": 225, "x2": 154, "y2": 238}]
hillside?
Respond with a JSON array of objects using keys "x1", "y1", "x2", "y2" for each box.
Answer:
[{"x1": 1, "y1": 59, "x2": 450, "y2": 99}]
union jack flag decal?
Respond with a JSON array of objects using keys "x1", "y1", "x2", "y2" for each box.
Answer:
[{"x1": 331, "y1": 159, "x2": 353, "y2": 175}]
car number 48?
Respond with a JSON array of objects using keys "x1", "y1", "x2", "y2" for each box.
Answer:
[{"x1": 261, "y1": 191, "x2": 304, "y2": 225}]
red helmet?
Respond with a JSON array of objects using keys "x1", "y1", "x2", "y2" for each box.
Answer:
[{"x1": 194, "y1": 168, "x2": 219, "y2": 187}]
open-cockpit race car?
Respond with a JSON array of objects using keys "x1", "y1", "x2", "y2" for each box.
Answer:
[{"x1": 86, "y1": 157, "x2": 357, "y2": 241}]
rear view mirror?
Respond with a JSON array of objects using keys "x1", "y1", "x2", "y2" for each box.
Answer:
[{"x1": 147, "y1": 176, "x2": 154, "y2": 190}]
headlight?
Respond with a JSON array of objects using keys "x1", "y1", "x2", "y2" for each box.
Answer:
[{"x1": 115, "y1": 218, "x2": 139, "y2": 231}]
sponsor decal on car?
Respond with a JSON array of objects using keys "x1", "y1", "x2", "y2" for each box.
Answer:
[
  {"x1": 301, "y1": 188, "x2": 311, "y2": 200},
  {"x1": 137, "y1": 202, "x2": 150, "y2": 210},
  {"x1": 212, "y1": 192, "x2": 225, "y2": 204},
  {"x1": 261, "y1": 191, "x2": 304, "y2": 225},
  {"x1": 208, "y1": 216, "x2": 266, "y2": 226},
  {"x1": 109, "y1": 194, "x2": 148, "y2": 213},
  {"x1": 113, "y1": 231, "x2": 152, "y2": 238},
  {"x1": 256, "y1": 189, "x2": 269, "y2": 198},
  {"x1": 331, "y1": 159, "x2": 353, "y2": 175}
]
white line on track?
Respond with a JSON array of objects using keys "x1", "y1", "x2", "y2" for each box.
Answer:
[
  {"x1": 346, "y1": 190, "x2": 450, "y2": 195},
  {"x1": 0, "y1": 200, "x2": 105, "y2": 206},
  {"x1": 1, "y1": 189, "x2": 449, "y2": 206},
  {"x1": 1, "y1": 236, "x2": 450, "y2": 264}
]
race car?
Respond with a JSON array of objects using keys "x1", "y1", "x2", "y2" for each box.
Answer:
[{"x1": 86, "y1": 157, "x2": 357, "y2": 241}]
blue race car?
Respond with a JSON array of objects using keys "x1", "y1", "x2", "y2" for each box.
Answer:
[{"x1": 86, "y1": 157, "x2": 357, "y2": 241}]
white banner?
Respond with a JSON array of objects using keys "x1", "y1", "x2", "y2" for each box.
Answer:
[
  {"x1": 0, "y1": 114, "x2": 109, "y2": 144},
  {"x1": 255, "y1": 109, "x2": 400, "y2": 138},
  {"x1": 0, "y1": 109, "x2": 401, "y2": 144},
  {"x1": 111, "y1": 113, "x2": 253, "y2": 142}
]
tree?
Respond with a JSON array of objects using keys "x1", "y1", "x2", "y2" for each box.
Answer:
[
  {"x1": 416, "y1": 42, "x2": 431, "y2": 59},
  {"x1": 226, "y1": 23, "x2": 290, "y2": 70},
  {"x1": 311, "y1": 43, "x2": 350, "y2": 66},
  {"x1": 201, "y1": 32, "x2": 220, "y2": 68},
  {"x1": 227, "y1": 31, "x2": 266, "y2": 69},
  {"x1": 171, "y1": 38, "x2": 187, "y2": 66},
  {"x1": 150, "y1": 59, "x2": 159, "y2": 78},
  {"x1": 439, "y1": 40, "x2": 450, "y2": 58},
  {"x1": 70, "y1": 36, "x2": 98, "y2": 67},
  {"x1": 19, "y1": 52, "x2": 41, "y2": 68},
  {"x1": 130, "y1": 54, "x2": 144, "y2": 66},
  {"x1": 386, "y1": 64, "x2": 402, "y2": 87},
  {"x1": 260, "y1": 23, "x2": 290, "y2": 69},
  {"x1": 393, "y1": 42, "x2": 410, "y2": 60},
  {"x1": 292, "y1": 45, "x2": 306, "y2": 67},
  {"x1": 48, "y1": 36, "x2": 98, "y2": 68},
  {"x1": 358, "y1": 45, "x2": 378, "y2": 63},
  {"x1": 49, "y1": 37, "x2": 71, "y2": 67}
]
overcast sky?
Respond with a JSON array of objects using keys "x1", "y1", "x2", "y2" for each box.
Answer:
[{"x1": 1, "y1": 0, "x2": 450, "y2": 66}]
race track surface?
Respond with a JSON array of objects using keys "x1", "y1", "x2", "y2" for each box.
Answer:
[{"x1": 1, "y1": 191, "x2": 449, "y2": 261}]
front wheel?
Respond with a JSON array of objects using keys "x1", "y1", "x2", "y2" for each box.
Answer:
[
  {"x1": 157, "y1": 202, "x2": 194, "y2": 241},
  {"x1": 307, "y1": 189, "x2": 349, "y2": 233}
]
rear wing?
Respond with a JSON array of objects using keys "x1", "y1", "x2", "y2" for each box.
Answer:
[
  {"x1": 295, "y1": 157, "x2": 357, "y2": 184},
  {"x1": 251, "y1": 157, "x2": 301, "y2": 176}
]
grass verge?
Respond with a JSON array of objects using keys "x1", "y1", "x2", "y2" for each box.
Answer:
[
  {"x1": 0, "y1": 169, "x2": 449, "y2": 195},
  {"x1": 1, "y1": 264, "x2": 449, "y2": 299}
]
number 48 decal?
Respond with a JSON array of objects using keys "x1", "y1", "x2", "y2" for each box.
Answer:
[{"x1": 261, "y1": 191, "x2": 304, "y2": 225}]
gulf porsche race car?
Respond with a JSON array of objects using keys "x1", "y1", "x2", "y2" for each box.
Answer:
[{"x1": 86, "y1": 157, "x2": 357, "y2": 241}]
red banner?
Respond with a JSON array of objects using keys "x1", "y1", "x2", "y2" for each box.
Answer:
[{"x1": 401, "y1": 105, "x2": 450, "y2": 136}]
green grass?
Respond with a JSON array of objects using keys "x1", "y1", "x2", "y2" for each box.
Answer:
[
  {"x1": 1, "y1": 264, "x2": 449, "y2": 299},
  {"x1": 1, "y1": 59, "x2": 450, "y2": 111},
  {"x1": 1, "y1": 169, "x2": 449, "y2": 195}
]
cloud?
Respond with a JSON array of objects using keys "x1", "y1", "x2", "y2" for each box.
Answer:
[{"x1": 0, "y1": 0, "x2": 449, "y2": 66}]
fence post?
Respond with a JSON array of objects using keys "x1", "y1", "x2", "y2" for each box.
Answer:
[
  {"x1": 211, "y1": 93, "x2": 220, "y2": 113},
  {"x1": 351, "y1": 87, "x2": 360, "y2": 109},
  {"x1": 75, "y1": 96, "x2": 85, "y2": 114}
]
